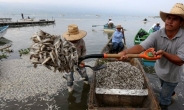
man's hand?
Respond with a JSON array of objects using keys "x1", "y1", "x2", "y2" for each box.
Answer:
[
  {"x1": 79, "y1": 62, "x2": 85, "y2": 68},
  {"x1": 118, "y1": 50, "x2": 128, "y2": 61},
  {"x1": 155, "y1": 50, "x2": 164, "y2": 56}
]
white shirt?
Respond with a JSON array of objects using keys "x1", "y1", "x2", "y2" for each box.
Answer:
[{"x1": 108, "y1": 20, "x2": 113, "y2": 24}]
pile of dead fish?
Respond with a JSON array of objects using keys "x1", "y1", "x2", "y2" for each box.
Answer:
[
  {"x1": 29, "y1": 30, "x2": 78, "y2": 73},
  {"x1": 95, "y1": 61, "x2": 144, "y2": 89}
]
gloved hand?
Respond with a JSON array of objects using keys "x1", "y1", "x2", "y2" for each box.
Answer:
[{"x1": 79, "y1": 61, "x2": 85, "y2": 68}]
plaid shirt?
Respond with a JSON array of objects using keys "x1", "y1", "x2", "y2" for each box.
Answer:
[{"x1": 72, "y1": 39, "x2": 86, "y2": 57}]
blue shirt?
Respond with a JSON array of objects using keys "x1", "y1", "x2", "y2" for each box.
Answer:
[
  {"x1": 112, "y1": 30, "x2": 124, "y2": 43},
  {"x1": 153, "y1": 25, "x2": 160, "y2": 32}
]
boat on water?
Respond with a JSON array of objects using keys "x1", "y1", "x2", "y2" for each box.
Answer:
[
  {"x1": 88, "y1": 36, "x2": 160, "y2": 110},
  {"x1": 148, "y1": 23, "x2": 156, "y2": 34},
  {"x1": 0, "y1": 25, "x2": 9, "y2": 37},
  {"x1": 103, "y1": 23, "x2": 116, "y2": 33},
  {"x1": 143, "y1": 18, "x2": 147, "y2": 22},
  {"x1": 134, "y1": 28, "x2": 155, "y2": 66},
  {"x1": 134, "y1": 28, "x2": 149, "y2": 45},
  {"x1": 148, "y1": 23, "x2": 162, "y2": 34},
  {"x1": 20, "y1": 18, "x2": 34, "y2": 21}
]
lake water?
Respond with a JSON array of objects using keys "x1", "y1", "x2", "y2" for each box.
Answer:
[
  {"x1": 1, "y1": 14, "x2": 163, "y2": 59},
  {"x1": 0, "y1": 14, "x2": 163, "y2": 110}
]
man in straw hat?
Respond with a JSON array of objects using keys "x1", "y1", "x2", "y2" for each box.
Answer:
[
  {"x1": 62, "y1": 24, "x2": 89, "y2": 92},
  {"x1": 112, "y1": 25, "x2": 125, "y2": 53},
  {"x1": 118, "y1": 3, "x2": 184, "y2": 110}
]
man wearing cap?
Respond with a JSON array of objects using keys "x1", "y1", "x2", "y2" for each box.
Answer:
[
  {"x1": 112, "y1": 25, "x2": 125, "y2": 53},
  {"x1": 153, "y1": 22, "x2": 161, "y2": 32},
  {"x1": 62, "y1": 24, "x2": 89, "y2": 92},
  {"x1": 118, "y1": 3, "x2": 184, "y2": 110}
]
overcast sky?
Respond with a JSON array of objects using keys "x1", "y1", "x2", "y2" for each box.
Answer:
[{"x1": 0, "y1": 0, "x2": 184, "y2": 16}]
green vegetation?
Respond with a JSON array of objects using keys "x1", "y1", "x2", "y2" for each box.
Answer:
[
  {"x1": 0, "y1": 47, "x2": 13, "y2": 60},
  {"x1": 18, "y1": 48, "x2": 30, "y2": 57},
  {"x1": 0, "y1": 53, "x2": 8, "y2": 60}
]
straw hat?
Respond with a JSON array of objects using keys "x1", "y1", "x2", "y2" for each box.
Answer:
[
  {"x1": 62, "y1": 24, "x2": 87, "y2": 41},
  {"x1": 116, "y1": 25, "x2": 122, "y2": 29},
  {"x1": 160, "y1": 3, "x2": 184, "y2": 28}
]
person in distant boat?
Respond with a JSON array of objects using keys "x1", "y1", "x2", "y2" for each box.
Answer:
[
  {"x1": 28, "y1": 16, "x2": 30, "y2": 19},
  {"x1": 21, "y1": 13, "x2": 24, "y2": 19},
  {"x1": 62, "y1": 24, "x2": 89, "y2": 93},
  {"x1": 143, "y1": 18, "x2": 147, "y2": 21},
  {"x1": 112, "y1": 25, "x2": 125, "y2": 53},
  {"x1": 153, "y1": 22, "x2": 161, "y2": 32},
  {"x1": 119, "y1": 3, "x2": 184, "y2": 110},
  {"x1": 108, "y1": 18, "x2": 114, "y2": 28}
]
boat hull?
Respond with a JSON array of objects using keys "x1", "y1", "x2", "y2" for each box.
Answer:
[
  {"x1": 0, "y1": 25, "x2": 9, "y2": 37},
  {"x1": 134, "y1": 28, "x2": 149, "y2": 45},
  {"x1": 148, "y1": 24, "x2": 156, "y2": 34},
  {"x1": 103, "y1": 28, "x2": 115, "y2": 33},
  {"x1": 103, "y1": 24, "x2": 115, "y2": 33},
  {"x1": 20, "y1": 18, "x2": 34, "y2": 21},
  {"x1": 142, "y1": 59, "x2": 156, "y2": 66},
  {"x1": 88, "y1": 36, "x2": 160, "y2": 110}
]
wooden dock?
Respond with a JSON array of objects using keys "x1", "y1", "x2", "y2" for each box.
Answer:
[
  {"x1": 0, "y1": 18, "x2": 12, "y2": 22},
  {"x1": 0, "y1": 20, "x2": 55, "y2": 27}
]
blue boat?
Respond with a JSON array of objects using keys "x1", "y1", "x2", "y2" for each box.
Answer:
[
  {"x1": 0, "y1": 25, "x2": 9, "y2": 37},
  {"x1": 103, "y1": 23, "x2": 116, "y2": 33}
]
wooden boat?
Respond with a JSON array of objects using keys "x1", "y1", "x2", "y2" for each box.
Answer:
[
  {"x1": 88, "y1": 36, "x2": 160, "y2": 110},
  {"x1": 134, "y1": 28, "x2": 149, "y2": 45},
  {"x1": 103, "y1": 23, "x2": 116, "y2": 33},
  {"x1": 134, "y1": 28, "x2": 156, "y2": 66},
  {"x1": 20, "y1": 18, "x2": 34, "y2": 21},
  {"x1": 0, "y1": 25, "x2": 9, "y2": 37},
  {"x1": 148, "y1": 23, "x2": 156, "y2": 34}
]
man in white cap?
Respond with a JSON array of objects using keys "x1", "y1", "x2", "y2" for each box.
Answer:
[
  {"x1": 153, "y1": 22, "x2": 161, "y2": 32},
  {"x1": 118, "y1": 3, "x2": 184, "y2": 110},
  {"x1": 62, "y1": 24, "x2": 89, "y2": 92}
]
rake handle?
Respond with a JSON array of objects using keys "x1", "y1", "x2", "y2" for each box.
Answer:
[{"x1": 104, "y1": 54, "x2": 139, "y2": 58}]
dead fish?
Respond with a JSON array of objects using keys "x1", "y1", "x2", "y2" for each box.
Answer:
[
  {"x1": 42, "y1": 57, "x2": 51, "y2": 65},
  {"x1": 30, "y1": 30, "x2": 78, "y2": 72},
  {"x1": 36, "y1": 35, "x2": 42, "y2": 42}
]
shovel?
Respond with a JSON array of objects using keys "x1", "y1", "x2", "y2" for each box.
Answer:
[
  {"x1": 80, "y1": 64, "x2": 107, "y2": 71},
  {"x1": 78, "y1": 48, "x2": 161, "y2": 70},
  {"x1": 103, "y1": 48, "x2": 161, "y2": 60}
]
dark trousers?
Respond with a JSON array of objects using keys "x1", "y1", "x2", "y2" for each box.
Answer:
[{"x1": 112, "y1": 42, "x2": 124, "y2": 53}]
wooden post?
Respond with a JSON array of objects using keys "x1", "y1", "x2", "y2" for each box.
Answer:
[{"x1": 122, "y1": 29, "x2": 126, "y2": 45}]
